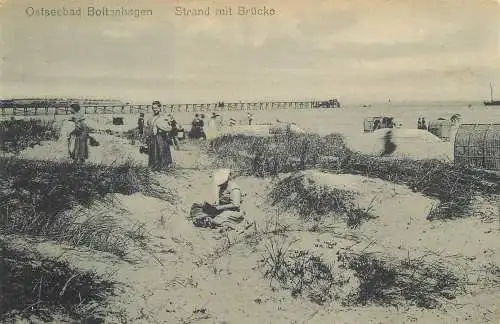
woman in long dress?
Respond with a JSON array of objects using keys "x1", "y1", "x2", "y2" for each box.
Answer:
[
  {"x1": 144, "y1": 100, "x2": 173, "y2": 171},
  {"x1": 67, "y1": 103, "x2": 90, "y2": 163},
  {"x1": 205, "y1": 112, "x2": 219, "y2": 139}
]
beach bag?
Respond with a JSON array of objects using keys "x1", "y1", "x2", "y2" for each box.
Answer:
[
  {"x1": 89, "y1": 136, "x2": 100, "y2": 146},
  {"x1": 190, "y1": 203, "x2": 205, "y2": 219},
  {"x1": 190, "y1": 203, "x2": 224, "y2": 228}
]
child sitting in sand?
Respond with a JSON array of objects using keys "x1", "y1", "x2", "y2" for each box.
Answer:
[{"x1": 191, "y1": 168, "x2": 251, "y2": 233}]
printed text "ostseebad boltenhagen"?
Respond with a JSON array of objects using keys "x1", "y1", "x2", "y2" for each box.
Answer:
[{"x1": 25, "y1": 6, "x2": 153, "y2": 18}]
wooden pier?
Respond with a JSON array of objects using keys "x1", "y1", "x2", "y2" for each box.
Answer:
[{"x1": 0, "y1": 100, "x2": 340, "y2": 117}]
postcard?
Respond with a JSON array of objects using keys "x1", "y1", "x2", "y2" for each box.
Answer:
[{"x1": 0, "y1": 1, "x2": 499, "y2": 323}]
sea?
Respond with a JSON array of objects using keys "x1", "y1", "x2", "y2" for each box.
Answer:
[{"x1": 1, "y1": 100, "x2": 499, "y2": 137}]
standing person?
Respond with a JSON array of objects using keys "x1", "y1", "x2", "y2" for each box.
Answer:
[
  {"x1": 215, "y1": 113, "x2": 224, "y2": 129},
  {"x1": 209, "y1": 112, "x2": 218, "y2": 128},
  {"x1": 247, "y1": 113, "x2": 253, "y2": 125},
  {"x1": 138, "y1": 113, "x2": 145, "y2": 135},
  {"x1": 388, "y1": 117, "x2": 395, "y2": 128},
  {"x1": 199, "y1": 114, "x2": 207, "y2": 140},
  {"x1": 144, "y1": 100, "x2": 173, "y2": 171},
  {"x1": 193, "y1": 114, "x2": 200, "y2": 127},
  {"x1": 167, "y1": 114, "x2": 180, "y2": 150},
  {"x1": 421, "y1": 117, "x2": 427, "y2": 130},
  {"x1": 206, "y1": 112, "x2": 219, "y2": 139},
  {"x1": 189, "y1": 114, "x2": 201, "y2": 139},
  {"x1": 417, "y1": 117, "x2": 422, "y2": 129},
  {"x1": 137, "y1": 113, "x2": 145, "y2": 144},
  {"x1": 67, "y1": 103, "x2": 90, "y2": 164}
]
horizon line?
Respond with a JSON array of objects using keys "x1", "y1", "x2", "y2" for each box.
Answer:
[{"x1": 0, "y1": 96, "x2": 487, "y2": 104}]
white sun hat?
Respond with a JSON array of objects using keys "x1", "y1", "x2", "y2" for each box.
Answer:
[{"x1": 213, "y1": 168, "x2": 231, "y2": 186}]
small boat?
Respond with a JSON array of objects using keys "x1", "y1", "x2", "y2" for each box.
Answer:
[{"x1": 484, "y1": 82, "x2": 500, "y2": 106}]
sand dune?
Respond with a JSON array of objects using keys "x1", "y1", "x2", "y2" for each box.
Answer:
[
  {"x1": 346, "y1": 128, "x2": 454, "y2": 160},
  {"x1": 3, "y1": 104, "x2": 500, "y2": 323}
]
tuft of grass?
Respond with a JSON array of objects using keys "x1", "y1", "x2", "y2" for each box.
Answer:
[
  {"x1": 260, "y1": 235, "x2": 339, "y2": 305},
  {"x1": 338, "y1": 251, "x2": 464, "y2": 309},
  {"x1": 0, "y1": 119, "x2": 59, "y2": 153},
  {"x1": 0, "y1": 240, "x2": 115, "y2": 323},
  {"x1": 268, "y1": 172, "x2": 353, "y2": 220},
  {"x1": 268, "y1": 172, "x2": 376, "y2": 228},
  {"x1": 346, "y1": 206, "x2": 378, "y2": 230}
]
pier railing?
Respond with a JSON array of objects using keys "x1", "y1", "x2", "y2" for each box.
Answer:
[{"x1": 0, "y1": 100, "x2": 339, "y2": 116}]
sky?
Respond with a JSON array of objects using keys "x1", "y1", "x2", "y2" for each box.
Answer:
[{"x1": 0, "y1": 0, "x2": 499, "y2": 103}]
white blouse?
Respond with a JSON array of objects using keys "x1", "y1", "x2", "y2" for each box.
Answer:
[{"x1": 145, "y1": 115, "x2": 171, "y2": 136}]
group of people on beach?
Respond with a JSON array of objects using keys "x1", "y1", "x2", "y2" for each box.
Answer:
[
  {"x1": 65, "y1": 101, "x2": 250, "y2": 233},
  {"x1": 66, "y1": 100, "x2": 178, "y2": 170},
  {"x1": 66, "y1": 100, "x2": 237, "y2": 171},
  {"x1": 373, "y1": 116, "x2": 395, "y2": 130},
  {"x1": 417, "y1": 117, "x2": 427, "y2": 130},
  {"x1": 189, "y1": 113, "x2": 207, "y2": 140},
  {"x1": 66, "y1": 100, "x2": 258, "y2": 170}
]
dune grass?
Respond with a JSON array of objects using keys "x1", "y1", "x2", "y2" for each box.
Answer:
[
  {"x1": 260, "y1": 234, "x2": 464, "y2": 309},
  {"x1": 268, "y1": 172, "x2": 376, "y2": 228},
  {"x1": 208, "y1": 133, "x2": 500, "y2": 220},
  {"x1": 260, "y1": 235, "x2": 342, "y2": 305},
  {"x1": 0, "y1": 240, "x2": 114, "y2": 322},
  {"x1": 209, "y1": 133, "x2": 347, "y2": 176},
  {"x1": 0, "y1": 157, "x2": 175, "y2": 256},
  {"x1": 336, "y1": 153, "x2": 499, "y2": 219},
  {"x1": 0, "y1": 118, "x2": 59, "y2": 153},
  {"x1": 338, "y1": 251, "x2": 464, "y2": 309}
]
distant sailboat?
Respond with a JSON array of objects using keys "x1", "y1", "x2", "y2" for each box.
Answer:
[{"x1": 484, "y1": 82, "x2": 500, "y2": 106}]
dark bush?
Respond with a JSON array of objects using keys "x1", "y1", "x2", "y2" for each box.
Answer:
[
  {"x1": 0, "y1": 119, "x2": 59, "y2": 153},
  {"x1": 0, "y1": 240, "x2": 114, "y2": 322}
]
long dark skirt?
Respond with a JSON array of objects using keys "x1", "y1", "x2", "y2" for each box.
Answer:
[
  {"x1": 68, "y1": 130, "x2": 89, "y2": 162},
  {"x1": 188, "y1": 126, "x2": 206, "y2": 139},
  {"x1": 148, "y1": 133, "x2": 173, "y2": 171}
]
